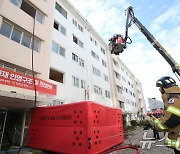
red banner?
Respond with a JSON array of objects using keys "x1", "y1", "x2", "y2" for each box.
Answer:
[{"x1": 0, "y1": 67, "x2": 56, "y2": 95}]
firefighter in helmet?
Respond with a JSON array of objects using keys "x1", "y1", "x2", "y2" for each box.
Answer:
[{"x1": 149, "y1": 76, "x2": 180, "y2": 153}]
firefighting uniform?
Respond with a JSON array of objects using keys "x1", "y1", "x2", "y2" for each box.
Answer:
[{"x1": 150, "y1": 86, "x2": 180, "y2": 149}]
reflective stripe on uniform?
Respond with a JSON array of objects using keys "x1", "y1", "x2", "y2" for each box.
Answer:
[
  {"x1": 167, "y1": 106, "x2": 180, "y2": 117},
  {"x1": 165, "y1": 138, "x2": 180, "y2": 148},
  {"x1": 154, "y1": 119, "x2": 168, "y2": 130}
]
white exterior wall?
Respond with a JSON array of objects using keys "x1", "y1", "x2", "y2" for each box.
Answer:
[
  {"x1": 110, "y1": 55, "x2": 145, "y2": 124},
  {"x1": 120, "y1": 66, "x2": 138, "y2": 120},
  {"x1": 49, "y1": 0, "x2": 112, "y2": 106}
]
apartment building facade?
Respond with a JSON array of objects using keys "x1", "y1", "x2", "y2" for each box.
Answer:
[
  {"x1": 0, "y1": 0, "x2": 56, "y2": 149},
  {"x1": 0, "y1": 0, "x2": 145, "y2": 150},
  {"x1": 48, "y1": 0, "x2": 112, "y2": 107},
  {"x1": 109, "y1": 55, "x2": 146, "y2": 124}
]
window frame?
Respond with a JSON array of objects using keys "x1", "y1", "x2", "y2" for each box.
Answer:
[
  {"x1": 0, "y1": 20, "x2": 40, "y2": 52},
  {"x1": 51, "y1": 41, "x2": 66, "y2": 57},
  {"x1": 72, "y1": 76, "x2": 79, "y2": 87},
  {"x1": 72, "y1": 53, "x2": 78, "y2": 62},
  {"x1": 10, "y1": 0, "x2": 45, "y2": 24},
  {"x1": 55, "y1": 2, "x2": 67, "y2": 19}
]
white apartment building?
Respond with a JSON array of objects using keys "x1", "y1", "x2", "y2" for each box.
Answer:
[
  {"x1": 0, "y1": 0, "x2": 145, "y2": 150},
  {"x1": 133, "y1": 76, "x2": 146, "y2": 121},
  {"x1": 110, "y1": 55, "x2": 146, "y2": 124},
  {"x1": 48, "y1": 0, "x2": 112, "y2": 107},
  {"x1": 0, "y1": 0, "x2": 112, "y2": 150}
]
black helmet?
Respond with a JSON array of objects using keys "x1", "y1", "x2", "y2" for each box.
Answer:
[{"x1": 156, "y1": 76, "x2": 177, "y2": 88}]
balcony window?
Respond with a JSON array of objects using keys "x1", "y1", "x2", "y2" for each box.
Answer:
[
  {"x1": 51, "y1": 41, "x2": 65, "y2": 57},
  {"x1": 21, "y1": 33, "x2": 31, "y2": 48},
  {"x1": 72, "y1": 76, "x2": 79, "y2": 87},
  {"x1": 32, "y1": 38, "x2": 40, "y2": 52},
  {"x1": 0, "y1": 22, "x2": 12, "y2": 38},
  {"x1": 11, "y1": 28, "x2": 22, "y2": 43},
  {"x1": 21, "y1": 0, "x2": 36, "y2": 18},
  {"x1": 10, "y1": 0, "x2": 44, "y2": 24},
  {"x1": 55, "y1": 2, "x2": 67, "y2": 19},
  {"x1": 51, "y1": 42, "x2": 58, "y2": 54},
  {"x1": 35, "y1": 11, "x2": 44, "y2": 24},
  {"x1": 10, "y1": 0, "x2": 22, "y2": 7}
]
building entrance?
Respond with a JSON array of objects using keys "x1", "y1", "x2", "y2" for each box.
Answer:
[{"x1": 0, "y1": 109, "x2": 30, "y2": 151}]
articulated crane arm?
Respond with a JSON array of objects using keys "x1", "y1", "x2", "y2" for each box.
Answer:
[{"x1": 109, "y1": 6, "x2": 180, "y2": 79}]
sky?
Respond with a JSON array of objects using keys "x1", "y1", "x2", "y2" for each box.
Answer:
[{"x1": 68, "y1": 0, "x2": 180, "y2": 103}]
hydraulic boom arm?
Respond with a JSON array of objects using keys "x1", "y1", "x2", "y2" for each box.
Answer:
[{"x1": 109, "y1": 6, "x2": 180, "y2": 79}]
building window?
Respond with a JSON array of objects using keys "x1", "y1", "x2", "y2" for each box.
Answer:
[
  {"x1": 21, "y1": 33, "x2": 31, "y2": 48},
  {"x1": 95, "y1": 40, "x2": 98, "y2": 46},
  {"x1": 72, "y1": 76, "x2": 79, "y2": 87},
  {"x1": 113, "y1": 59, "x2": 119, "y2": 67},
  {"x1": 100, "y1": 47, "x2": 105, "y2": 54},
  {"x1": 55, "y1": 2, "x2": 67, "y2": 19},
  {"x1": 117, "y1": 85, "x2": 123, "y2": 93},
  {"x1": 93, "y1": 85, "x2": 102, "y2": 95},
  {"x1": 73, "y1": 35, "x2": 78, "y2": 44},
  {"x1": 10, "y1": 0, "x2": 22, "y2": 7},
  {"x1": 53, "y1": 21, "x2": 66, "y2": 35},
  {"x1": 78, "y1": 24, "x2": 83, "y2": 32},
  {"x1": 0, "y1": 20, "x2": 13, "y2": 38},
  {"x1": 33, "y1": 38, "x2": 40, "y2": 52},
  {"x1": 79, "y1": 58, "x2": 84, "y2": 67},
  {"x1": 115, "y1": 71, "x2": 121, "y2": 80},
  {"x1": 81, "y1": 80, "x2": 86, "y2": 89},
  {"x1": 0, "y1": 62, "x2": 38, "y2": 76},
  {"x1": 90, "y1": 37, "x2": 93, "y2": 42},
  {"x1": 72, "y1": 19, "x2": 77, "y2": 27},
  {"x1": 0, "y1": 20, "x2": 40, "y2": 52},
  {"x1": 51, "y1": 41, "x2": 65, "y2": 57},
  {"x1": 92, "y1": 66, "x2": 101, "y2": 77},
  {"x1": 73, "y1": 35, "x2": 84, "y2": 48},
  {"x1": 105, "y1": 90, "x2": 110, "y2": 98},
  {"x1": 11, "y1": 27, "x2": 21, "y2": 43},
  {"x1": 59, "y1": 47, "x2": 65, "y2": 57},
  {"x1": 103, "y1": 74, "x2": 109, "y2": 82},
  {"x1": 35, "y1": 10, "x2": 44, "y2": 24},
  {"x1": 60, "y1": 26, "x2": 66, "y2": 35},
  {"x1": 119, "y1": 101, "x2": 124, "y2": 109},
  {"x1": 72, "y1": 19, "x2": 83, "y2": 32},
  {"x1": 21, "y1": 1, "x2": 36, "y2": 18},
  {"x1": 72, "y1": 53, "x2": 78, "y2": 62},
  {"x1": 49, "y1": 68, "x2": 64, "y2": 83},
  {"x1": 90, "y1": 36, "x2": 98, "y2": 46},
  {"x1": 78, "y1": 40, "x2": 83, "y2": 48},
  {"x1": 10, "y1": 0, "x2": 44, "y2": 24},
  {"x1": 54, "y1": 22, "x2": 58, "y2": 30},
  {"x1": 51, "y1": 41, "x2": 58, "y2": 54},
  {"x1": 102, "y1": 59, "x2": 107, "y2": 67},
  {"x1": 91, "y1": 51, "x2": 99, "y2": 61}
]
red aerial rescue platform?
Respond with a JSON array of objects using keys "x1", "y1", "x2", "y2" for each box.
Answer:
[{"x1": 27, "y1": 101, "x2": 124, "y2": 154}]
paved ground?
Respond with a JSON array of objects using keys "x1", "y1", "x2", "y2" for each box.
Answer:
[
  {"x1": 112, "y1": 127, "x2": 175, "y2": 154},
  {"x1": 0, "y1": 128, "x2": 176, "y2": 154}
]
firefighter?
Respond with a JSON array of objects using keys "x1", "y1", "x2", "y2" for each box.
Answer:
[{"x1": 149, "y1": 76, "x2": 180, "y2": 153}]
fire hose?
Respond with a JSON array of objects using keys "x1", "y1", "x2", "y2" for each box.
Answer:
[
  {"x1": 103, "y1": 144, "x2": 140, "y2": 154},
  {"x1": 101, "y1": 129, "x2": 144, "y2": 154}
]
